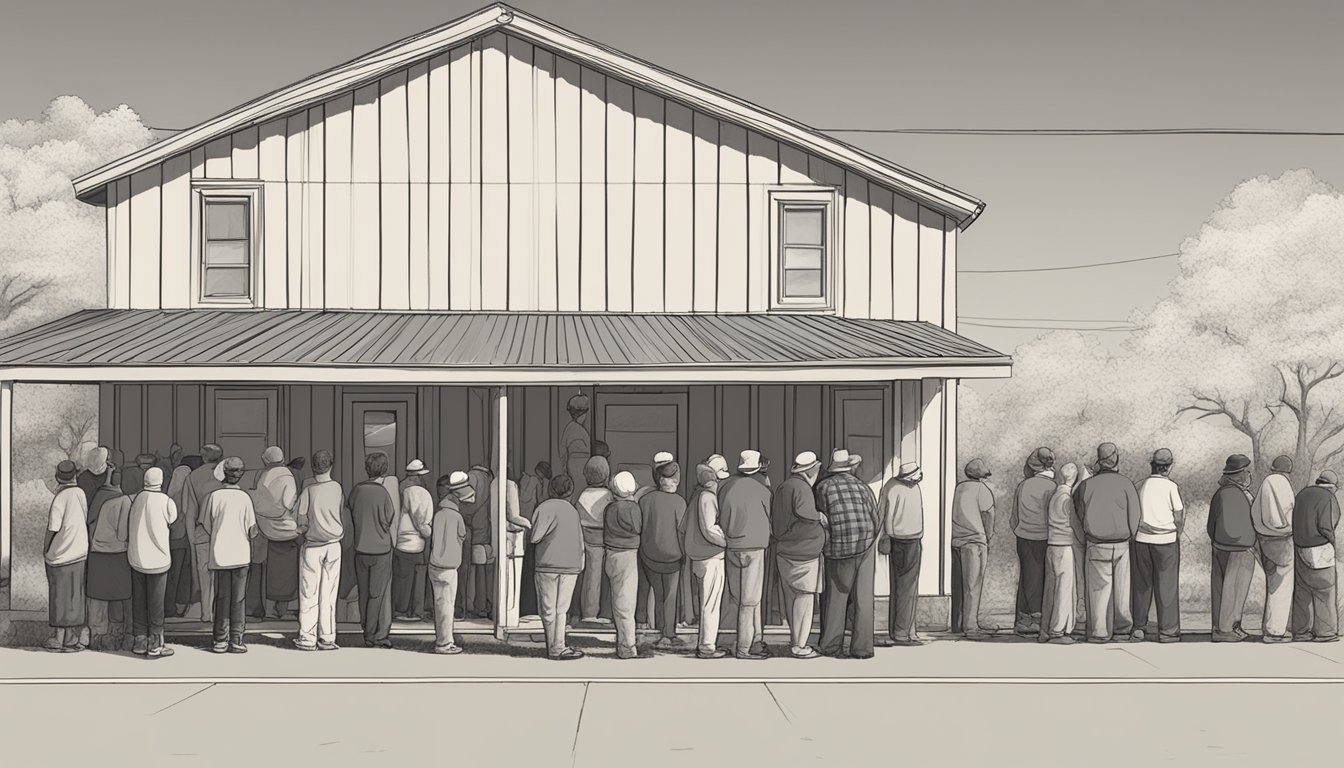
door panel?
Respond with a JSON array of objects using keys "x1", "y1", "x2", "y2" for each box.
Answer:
[
  {"x1": 342, "y1": 391, "x2": 417, "y2": 487},
  {"x1": 596, "y1": 392, "x2": 688, "y2": 491},
  {"x1": 833, "y1": 387, "x2": 892, "y2": 596},
  {"x1": 207, "y1": 387, "x2": 279, "y2": 470}
]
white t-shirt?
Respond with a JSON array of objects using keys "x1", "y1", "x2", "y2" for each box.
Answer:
[
  {"x1": 1136, "y1": 475, "x2": 1184, "y2": 545},
  {"x1": 45, "y1": 485, "x2": 89, "y2": 566},
  {"x1": 203, "y1": 486, "x2": 258, "y2": 569},
  {"x1": 128, "y1": 490, "x2": 179, "y2": 574}
]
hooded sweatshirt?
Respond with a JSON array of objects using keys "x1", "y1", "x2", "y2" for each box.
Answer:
[
  {"x1": 252, "y1": 464, "x2": 299, "y2": 542},
  {"x1": 1208, "y1": 476, "x2": 1256, "y2": 551},
  {"x1": 718, "y1": 472, "x2": 773, "y2": 551},
  {"x1": 1012, "y1": 471, "x2": 1056, "y2": 541},
  {"x1": 1293, "y1": 484, "x2": 1341, "y2": 550},
  {"x1": 1072, "y1": 469, "x2": 1141, "y2": 544},
  {"x1": 1252, "y1": 472, "x2": 1295, "y2": 538},
  {"x1": 684, "y1": 465, "x2": 727, "y2": 561}
]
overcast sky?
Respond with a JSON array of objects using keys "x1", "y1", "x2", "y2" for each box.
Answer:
[{"x1": 3, "y1": 0, "x2": 1342, "y2": 388}]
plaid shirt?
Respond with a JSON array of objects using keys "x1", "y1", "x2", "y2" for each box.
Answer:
[{"x1": 815, "y1": 472, "x2": 877, "y2": 559}]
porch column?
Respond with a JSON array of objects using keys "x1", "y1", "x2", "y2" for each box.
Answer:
[
  {"x1": 0, "y1": 381, "x2": 11, "y2": 610},
  {"x1": 493, "y1": 386, "x2": 510, "y2": 640}
]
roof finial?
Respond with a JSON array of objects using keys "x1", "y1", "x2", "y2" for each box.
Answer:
[{"x1": 495, "y1": 5, "x2": 514, "y2": 25}]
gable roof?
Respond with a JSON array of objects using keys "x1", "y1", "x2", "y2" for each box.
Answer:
[{"x1": 72, "y1": 4, "x2": 985, "y2": 228}]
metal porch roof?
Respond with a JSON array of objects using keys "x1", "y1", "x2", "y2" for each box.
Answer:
[{"x1": 0, "y1": 310, "x2": 1009, "y2": 371}]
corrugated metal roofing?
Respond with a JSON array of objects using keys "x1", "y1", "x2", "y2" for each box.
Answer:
[{"x1": 0, "y1": 310, "x2": 1010, "y2": 370}]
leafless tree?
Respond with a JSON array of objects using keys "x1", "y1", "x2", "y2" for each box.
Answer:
[
  {"x1": 56, "y1": 410, "x2": 97, "y2": 467},
  {"x1": 1176, "y1": 389, "x2": 1275, "y2": 480},
  {"x1": 0, "y1": 273, "x2": 51, "y2": 324}
]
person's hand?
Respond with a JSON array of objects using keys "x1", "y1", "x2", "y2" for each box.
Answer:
[
  {"x1": 819, "y1": 513, "x2": 829, "y2": 527},
  {"x1": 878, "y1": 536, "x2": 891, "y2": 555}
]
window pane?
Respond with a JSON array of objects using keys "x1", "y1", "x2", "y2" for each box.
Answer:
[
  {"x1": 784, "y1": 269, "x2": 823, "y2": 298},
  {"x1": 783, "y1": 246, "x2": 823, "y2": 270},
  {"x1": 783, "y1": 208, "x2": 823, "y2": 246},
  {"x1": 205, "y1": 240, "x2": 248, "y2": 265},
  {"x1": 206, "y1": 201, "x2": 248, "y2": 240},
  {"x1": 363, "y1": 411, "x2": 397, "y2": 450},
  {"x1": 203, "y1": 266, "x2": 250, "y2": 297}
]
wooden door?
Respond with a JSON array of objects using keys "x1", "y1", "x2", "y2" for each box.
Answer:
[
  {"x1": 206, "y1": 387, "x2": 279, "y2": 470},
  {"x1": 341, "y1": 391, "x2": 417, "y2": 486},
  {"x1": 595, "y1": 392, "x2": 689, "y2": 491}
]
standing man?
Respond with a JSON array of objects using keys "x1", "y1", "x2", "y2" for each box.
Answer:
[
  {"x1": 393, "y1": 459, "x2": 435, "y2": 622},
  {"x1": 349, "y1": 452, "x2": 397, "y2": 648},
  {"x1": 184, "y1": 444, "x2": 224, "y2": 623},
  {"x1": 164, "y1": 455, "x2": 201, "y2": 619},
  {"x1": 77, "y1": 446, "x2": 110, "y2": 506},
  {"x1": 1291, "y1": 470, "x2": 1341, "y2": 643},
  {"x1": 1207, "y1": 453, "x2": 1257, "y2": 643},
  {"x1": 1253, "y1": 455, "x2": 1296, "y2": 643},
  {"x1": 639, "y1": 461, "x2": 687, "y2": 650},
  {"x1": 530, "y1": 475, "x2": 586, "y2": 660},
  {"x1": 201, "y1": 457, "x2": 258, "y2": 654},
  {"x1": 128, "y1": 467, "x2": 178, "y2": 658},
  {"x1": 428, "y1": 473, "x2": 471, "y2": 654},
  {"x1": 254, "y1": 446, "x2": 300, "y2": 620},
  {"x1": 1072, "y1": 442, "x2": 1141, "y2": 643},
  {"x1": 463, "y1": 463, "x2": 495, "y2": 619},
  {"x1": 1132, "y1": 448, "x2": 1185, "y2": 643},
  {"x1": 575, "y1": 456, "x2": 613, "y2": 624},
  {"x1": 815, "y1": 449, "x2": 880, "y2": 659},
  {"x1": 1041, "y1": 463, "x2": 1084, "y2": 644},
  {"x1": 772, "y1": 451, "x2": 826, "y2": 658},
  {"x1": 950, "y1": 458, "x2": 997, "y2": 639},
  {"x1": 123, "y1": 453, "x2": 156, "y2": 497},
  {"x1": 604, "y1": 471, "x2": 643, "y2": 658},
  {"x1": 44, "y1": 460, "x2": 89, "y2": 653},
  {"x1": 495, "y1": 472, "x2": 532, "y2": 626},
  {"x1": 719, "y1": 450, "x2": 773, "y2": 659},
  {"x1": 295, "y1": 450, "x2": 344, "y2": 652},
  {"x1": 1011, "y1": 447, "x2": 1055, "y2": 637},
  {"x1": 85, "y1": 470, "x2": 132, "y2": 651},
  {"x1": 879, "y1": 462, "x2": 925, "y2": 646},
  {"x1": 559, "y1": 393, "x2": 592, "y2": 503},
  {"x1": 686, "y1": 456, "x2": 730, "y2": 659},
  {"x1": 517, "y1": 460, "x2": 551, "y2": 618}
]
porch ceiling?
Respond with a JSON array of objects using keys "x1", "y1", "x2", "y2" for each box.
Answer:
[{"x1": 0, "y1": 310, "x2": 1010, "y2": 381}]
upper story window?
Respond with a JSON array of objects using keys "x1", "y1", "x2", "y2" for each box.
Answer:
[
  {"x1": 769, "y1": 188, "x2": 837, "y2": 310},
  {"x1": 192, "y1": 183, "x2": 261, "y2": 307}
]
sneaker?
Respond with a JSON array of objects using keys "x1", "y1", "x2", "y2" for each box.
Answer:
[
  {"x1": 1263, "y1": 634, "x2": 1291, "y2": 644},
  {"x1": 1131, "y1": 629, "x2": 1146, "y2": 642},
  {"x1": 1158, "y1": 634, "x2": 1181, "y2": 644},
  {"x1": 433, "y1": 644, "x2": 464, "y2": 655},
  {"x1": 212, "y1": 641, "x2": 230, "y2": 653},
  {"x1": 616, "y1": 646, "x2": 639, "y2": 659},
  {"x1": 696, "y1": 648, "x2": 728, "y2": 659},
  {"x1": 228, "y1": 641, "x2": 248, "y2": 654},
  {"x1": 1294, "y1": 633, "x2": 1316, "y2": 642},
  {"x1": 790, "y1": 646, "x2": 820, "y2": 659},
  {"x1": 1111, "y1": 633, "x2": 1138, "y2": 643},
  {"x1": 293, "y1": 639, "x2": 318, "y2": 652},
  {"x1": 1212, "y1": 632, "x2": 1244, "y2": 643},
  {"x1": 749, "y1": 641, "x2": 769, "y2": 656},
  {"x1": 149, "y1": 642, "x2": 175, "y2": 659},
  {"x1": 891, "y1": 637, "x2": 925, "y2": 647},
  {"x1": 550, "y1": 648, "x2": 585, "y2": 661},
  {"x1": 1313, "y1": 634, "x2": 1341, "y2": 643},
  {"x1": 1047, "y1": 635, "x2": 1077, "y2": 645},
  {"x1": 133, "y1": 635, "x2": 149, "y2": 656},
  {"x1": 964, "y1": 630, "x2": 992, "y2": 641},
  {"x1": 736, "y1": 649, "x2": 769, "y2": 660},
  {"x1": 317, "y1": 640, "x2": 340, "y2": 651},
  {"x1": 1233, "y1": 625, "x2": 1249, "y2": 640}
]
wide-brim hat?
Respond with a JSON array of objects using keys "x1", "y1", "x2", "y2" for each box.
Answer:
[
  {"x1": 706, "y1": 454, "x2": 730, "y2": 480},
  {"x1": 405, "y1": 458, "x2": 430, "y2": 476},
  {"x1": 446, "y1": 470, "x2": 471, "y2": 491},
  {"x1": 791, "y1": 451, "x2": 821, "y2": 474},
  {"x1": 738, "y1": 450, "x2": 763, "y2": 474},
  {"x1": 896, "y1": 462, "x2": 921, "y2": 480},
  {"x1": 1222, "y1": 454, "x2": 1252, "y2": 475},
  {"x1": 828, "y1": 449, "x2": 862, "y2": 473}
]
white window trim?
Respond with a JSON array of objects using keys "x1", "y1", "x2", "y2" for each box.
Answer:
[
  {"x1": 768, "y1": 186, "x2": 840, "y2": 312},
  {"x1": 190, "y1": 182, "x2": 264, "y2": 308}
]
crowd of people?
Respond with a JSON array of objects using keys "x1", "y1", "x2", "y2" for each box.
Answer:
[{"x1": 951, "y1": 444, "x2": 1341, "y2": 644}]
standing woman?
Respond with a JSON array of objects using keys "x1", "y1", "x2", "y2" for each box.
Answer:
[
  {"x1": 86, "y1": 469, "x2": 133, "y2": 650},
  {"x1": 254, "y1": 447, "x2": 300, "y2": 619},
  {"x1": 44, "y1": 461, "x2": 90, "y2": 652}
]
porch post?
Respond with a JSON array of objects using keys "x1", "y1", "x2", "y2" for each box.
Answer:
[
  {"x1": 493, "y1": 386, "x2": 509, "y2": 640},
  {"x1": 0, "y1": 381, "x2": 11, "y2": 610}
]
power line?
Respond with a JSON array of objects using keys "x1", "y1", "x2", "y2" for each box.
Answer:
[
  {"x1": 821, "y1": 127, "x2": 1344, "y2": 136},
  {"x1": 960, "y1": 253, "x2": 1179, "y2": 274}
]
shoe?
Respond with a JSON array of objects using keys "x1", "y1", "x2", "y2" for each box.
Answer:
[
  {"x1": 1158, "y1": 634, "x2": 1181, "y2": 644},
  {"x1": 964, "y1": 631, "x2": 992, "y2": 641},
  {"x1": 1211, "y1": 632, "x2": 1244, "y2": 643},
  {"x1": 653, "y1": 637, "x2": 677, "y2": 650},
  {"x1": 42, "y1": 638, "x2": 67, "y2": 653},
  {"x1": 849, "y1": 651, "x2": 875, "y2": 660},
  {"x1": 394, "y1": 614, "x2": 416, "y2": 623},
  {"x1": 378, "y1": 640, "x2": 394, "y2": 649},
  {"x1": 1233, "y1": 625, "x2": 1249, "y2": 640},
  {"x1": 749, "y1": 641, "x2": 769, "y2": 656},
  {"x1": 1047, "y1": 635, "x2": 1077, "y2": 645},
  {"x1": 1036, "y1": 634, "x2": 1050, "y2": 644},
  {"x1": 977, "y1": 623, "x2": 1002, "y2": 634},
  {"x1": 736, "y1": 650, "x2": 769, "y2": 660},
  {"x1": 293, "y1": 639, "x2": 318, "y2": 651},
  {"x1": 696, "y1": 648, "x2": 728, "y2": 659},
  {"x1": 317, "y1": 640, "x2": 340, "y2": 651},
  {"x1": 873, "y1": 637, "x2": 897, "y2": 648},
  {"x1": 433, "y1": 644, "x2": 464, "y2": 655},
  {"x1": 149, "y1": 638, "x2": 175, "y2": 659},
  {"x1": 1263, "y1": 634, "x2": 1291, "y2": 644},
  {"x1": 1131, "y1": 629, "x2": 1146, "y2": 642},
  {"x1": 1294, "y1": 633, "x2": 1316, "y2": 642},
  {"x1": 616, "y1": 646, "x2": 639, "y2": 659},
  {"x1": 549, "y1": 648, "x2": 585, "y2": 660},
  {"x1": 1313, "y1": 634, "x2": 1341, "y2": 643},
  {"x1": 790, "y1": 646, "x2": 820, "y2": 659},
  {"x1": 228, "y1": 640, "x2": 248, "y2": 654},
  {"x1": 1111, "y1": 633, "x2": 1138, "y2": 643},
  {"x1": 133, "y1": 635, "x2": 149, "y2": 656},
  {"x1": 891, "y1": 637, "x2": 925, "y2": 647},
  {"x1": 212, "y1": 641, "x2": 230, "y2": 653}
]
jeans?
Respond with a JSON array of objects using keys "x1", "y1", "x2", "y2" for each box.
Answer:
[
  {"x1": 1210, "y1": 547, "x2": 1255, "y2": 635},
  {"x1": 131, "y1": 570, "x2": 168, "y2": 637},
  {"x1": 165, "y1": 546, "x2": 192, "y2": 614},
  {"x1": 580, "y1": 530, "x2": 606, "y2": 619},
  {"x1": 392, "y1": 549, "x2": 428, "y2": 618},
  {"x1": 1257, "y1": 536, "x2": 1294, "y2": 638},
  {"x1": 1132, "y1": 540, "x2": 1181, "y2": 637},
  {"x1": 1084, "y1": 541, "x2": 1133, "y2": 640},
  {"x1": 193, "y1": 542, "x2": 214, "y2": 621},
  {"x1": 535, "y1": 572, "x2": 579, "y2": 655},
  {"x1": 356, "y1": 552, "x2": 394, "y2": 643},
  {"x1": 643, "y1": 559, "x2": 680, "y2": 640},
  {"x1": 298, "y1": 542, "x2": 342, "y2": 645},
  {"x1": 211, "y1": 567, "x2": 248, "y2": 643},
  {"x1": 1291, "y1": 552, "x2": 1338, "y2": 638},
  {"x1": 886, "y1": 538, "x2": 922, "y2": 641},
  {"x1": 819, "y1": 545, "x2": 876, "y2": 657},
  {"x1": 606, "y1": 549, "x2": 640, "y2": 654},
  {"x1": 690, "y1": 555, "x2": 725, "y2": 653},
  {"x1": 1041, "y1": 545, "x2": 1076, "y2": 639},
  {"x1": 1015, "y1": 537, "x2": 1047, "y2": 630},
  {"x1": 429, "y1": 566, "x2": 459, "y2": 648},
  {"x1": 726, "y1": 549, "x2": 766, "y2": 653},
  {"x1": 951, "y1": 544, "x2": 987, "y2": 633},
  {"x1": 777, "y1": 556, "x2": 819, "y2": 650}
]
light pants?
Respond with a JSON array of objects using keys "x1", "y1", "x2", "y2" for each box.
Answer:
[
  {"x1": 1291, "y1": 552, "x2": 1338, "y2": 639},
  {"x1": 580, "y1": 529, "x2": 605, "y2": 619},
  {"x1": 690, "y1": 554, "x2": 725, "y2": 653},
  {"x1": 504, "y1": 556, "x2": 525, "y2": 627},
  {"x1": 1084, "y1": 541, "x2": 1133, "y2": 640},
  {"x1": 298, "y1": 542, "x2": 342, "y2": 645},
  {"x1": 726, "y1": 549, "x2": 766, "y2": 653},
  {"x1": 429, "y1": 566, "x2": 459, "y2": 648},
  {"x1": 1040, "y1": 545, "x2": 1076, "y2": 639},
  {"x1": 951, "y1": 543, "x2": 987, "y2": 634},
  {"x1": 605, "y1": 549, "x2": 640, "y2": 654},
  {"x1": 777, "y1": 556, "x2": 819, "y2": 650},
  {"x1": 1211, "y1": 547, "x2": 1255, "y2": 636},
  {"x1": 535, "y1": 572, "x2": 579, "y2": 656},
  {"x1": 193, "y1": 542, "x2": 214, "y2": 622},
  {"x1": 1257, "y1": 536, "x2": 1295, "y2": 638}
]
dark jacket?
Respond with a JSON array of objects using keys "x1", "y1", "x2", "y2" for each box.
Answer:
[
  {"x1": 348, "y1": 479, "x2": 395, "y2": 555},
  {"x1": 1072, "y1": 470, "x2": 1140, "y2": 544},
  {"x1": 1293, "y1": 484, "x2": 1341, "y2": 549},
  {"x1": 1208, "y1": 480, "x2": 1255, "y2": 551},
  {"x1": 639, "y1": 490, "x2": 687, "y2": 572},
  {"x1": 771, "y1": 475, "x2": 825, "y2": 561},
  {"x1": 718, "y1": 473, "x2": 772, "y2": 551},
  {"x1": 603, "y1": 498, "x2": 642, "y2": 551}
]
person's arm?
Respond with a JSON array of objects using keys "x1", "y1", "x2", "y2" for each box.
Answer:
[
  {"x1": 279, "y1": 475, "x2": 299, "y2": 514},
  {"x1": 43, "y1": 495, "x2": 63, "y2": 557},
  {"x1": 698, "y1": 494, "x2": 727, "y2": 547},
  {"x1": 414, "y1": 494, "x2": 434, "y2": 539},
  {"x1": 245, "y1": 500, "x2": 259, "y2": 539},
  {"x1": 980, "y1": 485, "x2": 996, "y2": 543},
  {"x1": 1009, "y1": 483, "x2": 1021, "y2": 535},
  {"x1": 1207, "y1": 491, "x2": 1219, "y2": 541},
  {"x1": 530, "y1": 508, "x2": 557, "y2": 544},
  {"x1": 295, "y1": 488, "x2": 311, "y2": 532},
  {"x1": 505, "y1": 482, "x2": 530, "y2": 529},
  {"x1": 379, "y1": 488, "x2": 396, "y2": 529},
  {"x1": 1127, "y1": 481, "x2": 1142, "y2": 538},
  {"x1": 162, "y1": 497, "x2": 177, "y2": 529},
  {"x1": 1322, "y1": 496, "x2": 1339, "y2": 546},
  {"x1": 1171, "y1": 485, "x2": 1185, "y2": 534}
]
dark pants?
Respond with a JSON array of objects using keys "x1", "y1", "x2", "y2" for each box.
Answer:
[
  {"x1": 1131, "y1": 540, "x2": 1181, "y2": 637},
  {"x1": 356, "y1": 552, "x2": 394, "y2": 643},
  {"x1": 886, "y1": 538, "x2": 922, "y2": 641},
  {"x1": 247, "y1": 562, "x2": 266, "y2": 618},
  {"x1": 131, "y1": 570, "x2": 168, "y2": 637},
  {"x1": 165, "y1": 547, "x2": 192, "y2": 615},
  {"x1": 1292, "y1": 552, "x2": 1338, "y2": 639},
  {"x1": 392, "y1": 549, "x2": 428, "y2": 618},
  {"x1": 1015, "y1": 537, "x2": 1048, "y2": 629},
  {"x1": 643, "y1": 559, "x2": 680, "y2": 640},
  {"x1": 636, "y1": 556, "x2": 652, "y2": 625},
  {"x1": 211, "y1": 567, "x2": 248, "y2": 643},
  {"x1": 819, "y1": 546, "x2": 876, "y2": 657}
]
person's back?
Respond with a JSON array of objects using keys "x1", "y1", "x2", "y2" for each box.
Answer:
[
  {"x1": 1208, "y1": 483, "x2": 1255, "y2": 551},
  {"x1": 718, "y1": 474, "x2": 772, "y2": 551},
  {"x1": 603, "y1": 497, "x2": 642, "y2": 551},
  {"x1": 1136, "y1": 475, "x2": 1182, "y2": 544},
  {"x1": 348, "y1": 480, "x2": 394, "y2": 555},
  {"x1": 298, "y1": 478, "x2": 344, "y2": 545},
  {"x1": 203, "y1": 486, "x2": 256, "y2": 570},
  {"x1": 1073, "y1": 471, "x2": 1140, "y2": 543},
  {"x1": 396, "y1": 481, "x2": 435, "y2": 553},
  {"x1": 430, "y1": 498, "x2": 468, "y2": 570},
  {"x1": 577, "y1": 486, "x2": 613, "y2": 530},
  {"x1": 1013, "y1": 474, "x2": 1055, "y2": 541},
  {"x1": 1046, "y1": 483, "x2": 1079, "y2": 546},
  {"x1": 185, "y1": 462, "x2": 222, "y2": 537},
  {"x1": 128, "y1": 489, "x2": 177, "y2": 574},
  {"x1": 639, "y1": 490, "x2": 686, "y2": 567},
  {"x1": 89, "y1": 492, "x2": 131, "y2": 554},
  {"x1": 772, "y1": 475, "x2": 825, "y2": 561},
  {"x1": 46, "y1": 484, "x2": 89, "y2": 566},
  {"x1": 253, "y1": 466, "x2": 299, "y2": 541},
  {"x1": 815, "y1": 472, "x2": 876, "y2": 559},
  {"x1": 951, "y1": 479, "x2": 994, "y2": 548},
  {"x1": 1252, "y1": 473, "x2": 1295, "y2": 538},
  {"x1": 1293, "y1": 485, "x2": 1339, "y2": 549},
  {"x1": 532, "y1": 498, "x2": 584, "y2": 574}
]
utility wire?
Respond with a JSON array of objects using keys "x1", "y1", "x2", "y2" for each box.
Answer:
[
  {"x1": 961, "y1": 253, "x2": 1179, "y2": 274},
  {"x1": 820, "y1": 127, "x2": 1344, "y2": 136}
]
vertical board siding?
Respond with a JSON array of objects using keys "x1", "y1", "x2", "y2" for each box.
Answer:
[
  {"x1": 100, "y1": 33, "x2": 942, "y2": 323},
  {"x1": 917, "y1": 378, "x2": 943, "y2": 594},
  {"x1": 943, "y1": 219, "x2": 958, "y2": 331}
]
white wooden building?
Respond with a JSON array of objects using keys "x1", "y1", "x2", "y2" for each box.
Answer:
[{"x1": 0, "y1": 4, "x2": 1009, "y2": 633}]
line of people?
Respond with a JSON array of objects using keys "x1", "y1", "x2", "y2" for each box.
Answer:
[{"x1": 950, "y1": 444, "x2": 1340, "y2": 644}]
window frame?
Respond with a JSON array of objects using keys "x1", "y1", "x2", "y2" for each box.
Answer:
[
  {"x1": 190, "y1": 182, "x2": 263, "y2": 308},
  {"x1": 768, "y1": 187, "x2": 839, "y2": 311}
]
